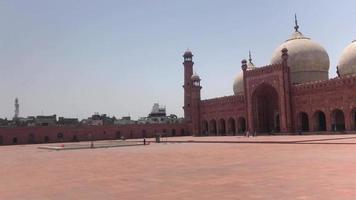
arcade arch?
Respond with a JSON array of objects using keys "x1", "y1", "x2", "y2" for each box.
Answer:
[
  {"x1": 331, "y1": 109, "x2": 345, "y2": 131},
  {"x1": 313, "y1": 111, "x2": 326, "y2": 131},
  {"x1": 209, "y1": 119, "x2": 217, "y2": 135},
  {"x1": 297, "y1": 112, "x2": 309, "y2": 132}
]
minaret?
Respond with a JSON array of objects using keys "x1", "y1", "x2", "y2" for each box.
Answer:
[
  {"x1": 14, "y1": 98, "x2": 19, "y2": 119},
  {"x1": 183, "y1": 50, "x2": 194, "y2": 122},
  {"x1": 191, "y1": 73, "x2": 202, "y2": 136}
]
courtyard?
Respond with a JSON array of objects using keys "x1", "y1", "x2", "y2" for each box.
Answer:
[{"x1": 1, "y1": 135, "x2": 356, "y2": 199}]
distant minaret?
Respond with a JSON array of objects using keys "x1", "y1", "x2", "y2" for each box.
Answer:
[
  {"x1": 14, "y1": 98, "x2": 19, "y2": 119},
  {"x1": 182, "y1": 50, "x2": 194, "y2": 122}
]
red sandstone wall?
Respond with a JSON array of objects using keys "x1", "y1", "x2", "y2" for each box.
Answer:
[
  {"x1": 292, "y1": 75, "x2": 356, "y2": 132},
  {"x1": 199, "y1": 95, "x2": 247, "y2": 135},
  {"x1": 200, "y1": 95, "x2": 246, "y2": 121},
  {"x1": 0, "y1": 123, "x2": 188, "y2": 146}
]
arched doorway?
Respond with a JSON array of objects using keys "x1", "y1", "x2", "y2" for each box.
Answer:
[
  {"x1": 331, "y1": 109, "x2": 345, "y2": 131},
  {"x1": 352, "y1": 108, "x2": 356, "y2": 130},
  {"x1": 44, "y1": 136, "x2": 50, "y2": 143},
  {"x1": 274, "y1": 113, "x2": 280, "y2": 132},
  {"x1": 72, "y1": 135, "x2": 79, "y2": 142},
  {"x1": 116, "y1": 131, "x2": 121, "y2": 139},
  {"x1": 209, "y1": 119, "x2": 217, "y2": 136},
  {"x1": 298, "y1": 112, "x2": 309, "y2": 132},
  {"x1": 237, "y1": 117, "x2": 246, "y2": 133},
  {"x1": 313, "y1": 111, "x2": 326, "y2": 131},
  {"x1": 12, "y1": 137, "x2": 18, "y2": 145},
  {"x1": 252, "y1": 84, "x2": 279, "y2": 133},
  {"x1": 202, "y1": 120, "x2": 208, "y2": 135},
  {"x1": 142, "y1": 130, "x2": 147, "y2": 138},
  {"x1": 227, "y1": 118, "x2": 236, "y2": 135},
  {"x1": 28, "y1": 133, "x2": 35, "y2": 144},
  {"x1": 180, "y1": 129, "x2": 185, "y2": 136},
  {"x1": 218, "y1": 119, "x2": 226, "y2": 135},
  {"x1": 57, "y1": 132, "x2": 64, "y2": 141}
]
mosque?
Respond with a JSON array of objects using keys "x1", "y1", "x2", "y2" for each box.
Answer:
[
  {"x1": 1, "y1": 17, "x2": 356, "y2": 145},
  {"x1": 184, "y1": 17, "x2": 356, "y2": 136}
]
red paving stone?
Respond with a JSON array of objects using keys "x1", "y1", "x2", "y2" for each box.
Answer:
[{"x1": 1, "y1": 135, "x2": 356, "y2": 200}]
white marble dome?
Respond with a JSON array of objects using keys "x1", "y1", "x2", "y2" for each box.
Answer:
[
  {"x1": 338, "y1": 40, "x2": 356, "y2": 76},
  {"x1": 233, "y1": 59, "x2": 256, "y2": 95},
  {"x1": 191, "y1": 73, "x2": 200, "y2": 81},
  {"x1": 271, "y1": 29, "x2": 330, "y2": 84}
]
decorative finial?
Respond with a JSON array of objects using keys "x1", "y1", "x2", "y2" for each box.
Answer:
[
  {"x1": 336, "y1": 66, "x2": 340, "y2": 78},
  {"x1": 294, "y1": 14, "x2": 299, "y2": 32},
  {"x1": 248, "y1": 50, "x2": 252, "y2": 63}
]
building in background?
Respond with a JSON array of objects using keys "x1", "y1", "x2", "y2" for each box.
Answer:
[
  {"x1": 1, "y1": 17, "x2": 356, "y2": 145},
  {"x1": 137, "y1": 103, "x2": 183, "y2": 124},
  {"x1": 185, "y1": 17, "x2": 356, "y2": 136}
]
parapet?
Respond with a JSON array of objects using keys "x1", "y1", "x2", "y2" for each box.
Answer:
[{"x1": 292, "y1": 74, "x2": 356, "y2": 94}]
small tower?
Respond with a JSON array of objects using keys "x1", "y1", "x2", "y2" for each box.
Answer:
[
  {"x1": 191, "y1": 72, "x2": 201, "y2": 87},
  {"x1": 14, "y1": 98, "x2": 19, "y2": 119},
  {"x1": 190, "y1": 73, "x2": 202, "y2": 136},
  {"x1": 183, "y1": 50, "x2": 194, "y2": 122},
  {"x1": 281, "y1": 48, "x2": 289, "y2": 66}
]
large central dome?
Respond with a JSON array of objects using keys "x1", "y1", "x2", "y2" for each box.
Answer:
[{"x1": 270, "y1": 19, "x2": 330, "y2": 84}]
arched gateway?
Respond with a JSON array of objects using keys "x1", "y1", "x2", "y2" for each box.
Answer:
[{"x1": 252, "y1": 84, "x2": 280, "y2": 133}]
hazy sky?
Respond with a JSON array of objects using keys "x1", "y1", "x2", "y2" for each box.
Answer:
[{"x1": 1, "y1": 0, "x2": 355, "y2": 120}]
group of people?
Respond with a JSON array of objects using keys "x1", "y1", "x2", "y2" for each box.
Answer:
[{"x1": 244, "y1": 130, "x2": 257, "y2": 137}]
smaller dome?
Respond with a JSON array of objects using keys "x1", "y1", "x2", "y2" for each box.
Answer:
[
  {"x1": 233, "y1": 54, "x2": 256, "y2": 95},
  {"x1": 183, "y1": 50, "x2": 193, "y2": 58},
  {"x1": 191, "y1": 73, "x2": 200, "y2": 81},
  {"x1": 338, "y1": 40, "x2": 356, "y2": 76},
  {"x1": 233, "y1": 73, "x2": 244, "y2": 95}
]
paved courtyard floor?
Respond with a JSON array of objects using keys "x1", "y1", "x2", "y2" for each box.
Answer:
[{"x1": 1, "y1": 135, "x2": 356, "y2": 199}]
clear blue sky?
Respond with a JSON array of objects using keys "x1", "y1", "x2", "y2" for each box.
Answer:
[{"x1": 1, "y1": 0, "x2": 355, "y2": 120}]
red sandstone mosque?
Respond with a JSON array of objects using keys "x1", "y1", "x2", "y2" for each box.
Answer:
[
  {"x1": 185, "y1": 18, "x2": 356, "y2": 136},
  {"x1": 1, "y1": 18, "x2": 356, "y2": 145}
]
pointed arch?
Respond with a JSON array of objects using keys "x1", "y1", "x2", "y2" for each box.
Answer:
[
  {"x1": 331, "y1": 109, "x2": 345, "y2": 131},
  {"x1": 297, "y1": 112, "x2": 309, "y2": 132},
  {"x1": 12, "y1": 137, "x2": 18, "y2": 145},
  {"x1": 57, "y1": 132, "x2": 64, "y2": 141},
  {"x1": 352, "y1": 108, "x2": 356, "y2": 131},
  {"x1": 218, "y1": 118, "x2": 226, "y2": 135},
  {"x1": 202, "y1": 120, "x2": 209, "y2": 135},
  {"x1": 313, "y1": 110, "x2": 326, "y2": 131},
  {"x1": 44, "y1": 136, "x2": 50, "y2": 143},
  {"x1": 28, "y1": 133, "x2": 35, "y2": 144},
  {"x1": 227, "y1": 118, "x2": 236, "y2": 135},
  {"x1": 237, "y1": 117, "x2": 246, "y2": 133},
  {"x1": 209, "y1": 119, "x2": 217, "y2": 136},
  {"x1": 251, "y1": 83, "x2": 279, "y2": 133}
]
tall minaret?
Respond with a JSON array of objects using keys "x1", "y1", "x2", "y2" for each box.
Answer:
[
  {"x1": 182, "y1": 50, "x2": 194, "y2": 122},
  {"x1": 14, "y1": 97, "x2": 19, "y2": 119}
]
